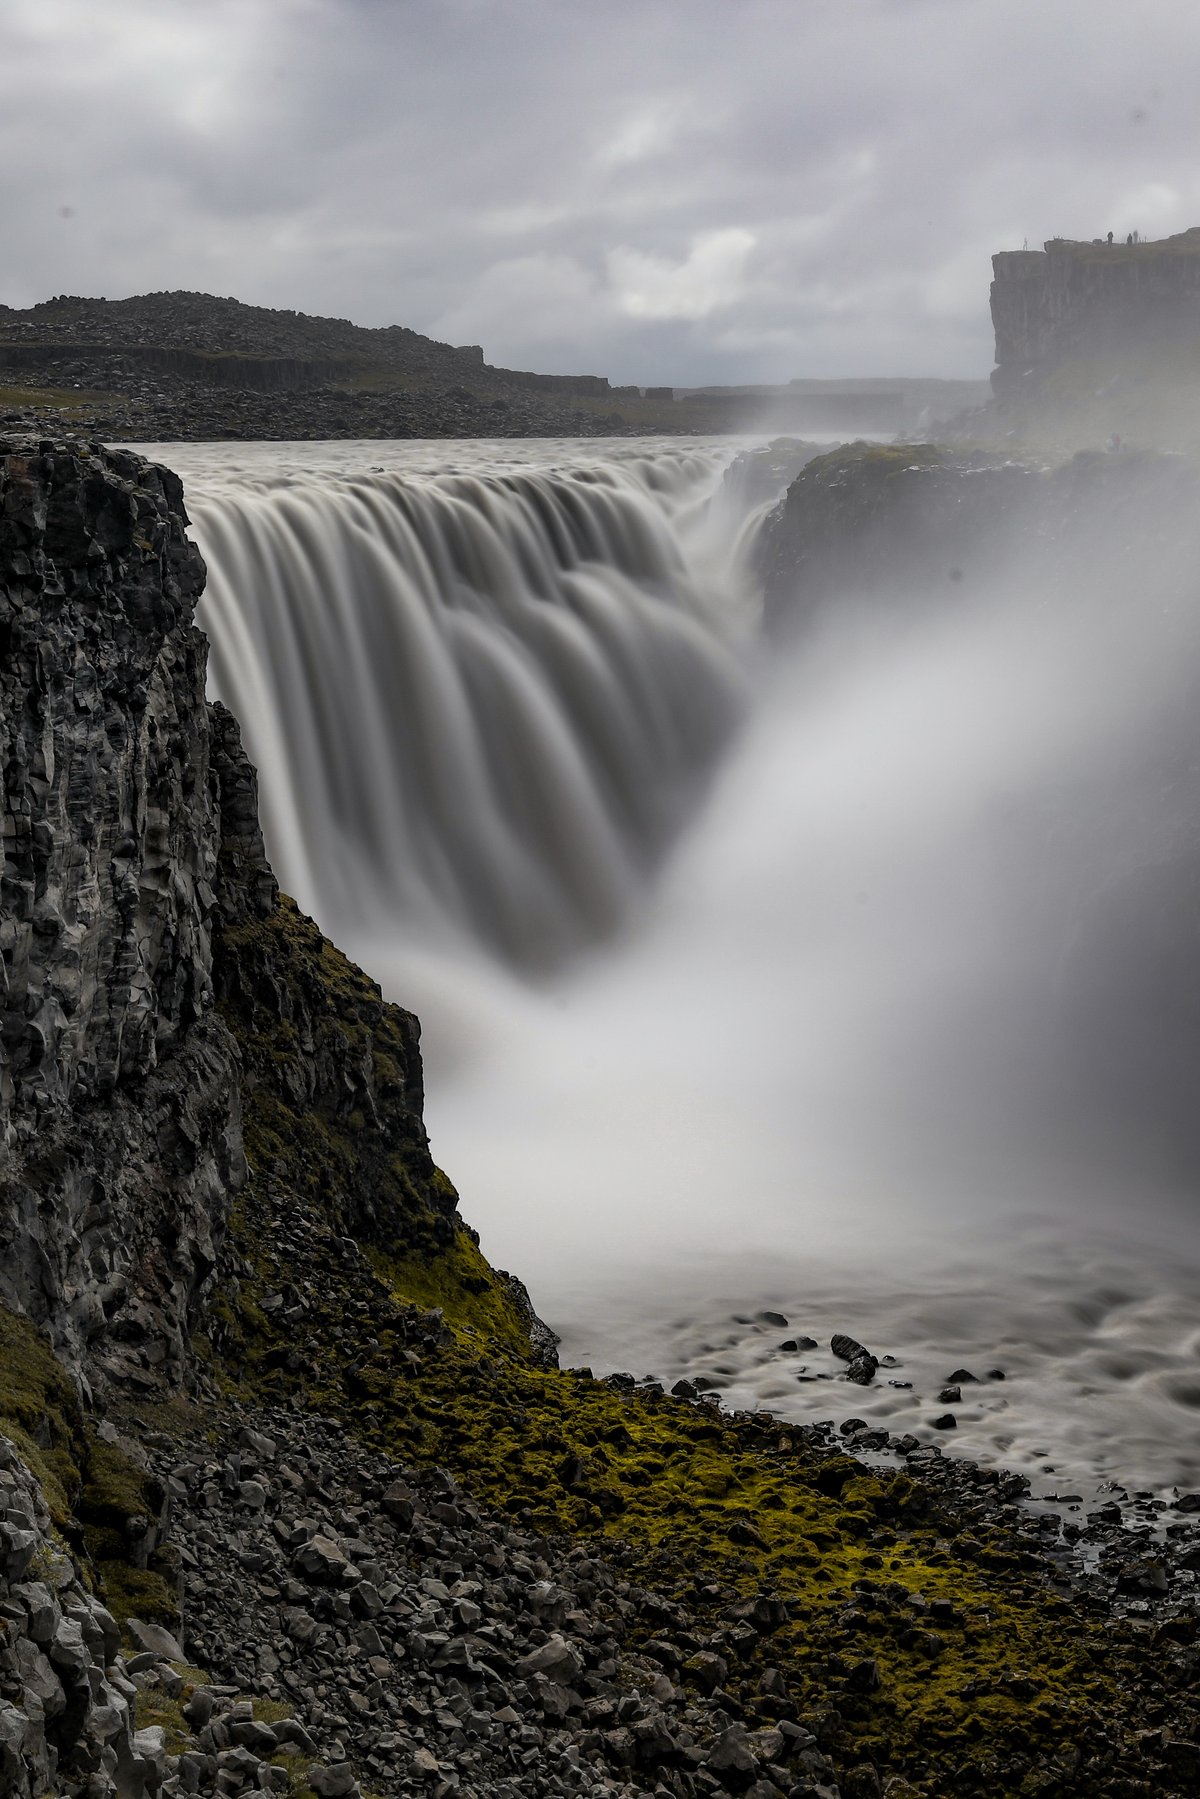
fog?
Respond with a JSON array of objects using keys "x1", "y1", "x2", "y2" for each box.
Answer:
[
  {"x1": 174, "y1": 433, "x2": 1200, "y2": 1493},
  {"x1": 423, "y1": 506, "x2": 1200, "y2": 1285}
]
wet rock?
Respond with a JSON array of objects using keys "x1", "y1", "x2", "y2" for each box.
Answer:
[
  {"x1": 1117, "y1": 1557, "x2": 1169, "y2": 1596},
  {"x1": 831, "y1": 1335, "x2": 878, "y2": 1385}
]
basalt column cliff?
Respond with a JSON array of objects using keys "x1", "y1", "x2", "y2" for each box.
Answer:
[
  {"x1": 987, "y1": 227, "x2": 1200, "y2": 446},
  {"x1": 0, "y1": 442, "x2": 252, "y2": 1390}
]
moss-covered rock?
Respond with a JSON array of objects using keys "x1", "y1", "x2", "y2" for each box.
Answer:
[
  {"x1": 0, "y1": 1303, "x2": 177, "y2": 1626},
  {"x1": 196, "y1": 879, "x2": 1194, "y2": 1793}
]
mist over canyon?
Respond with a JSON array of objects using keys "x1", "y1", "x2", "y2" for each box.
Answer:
[{"x1": 148, "y1": 431, "x2": 1200, "y2": 1502}]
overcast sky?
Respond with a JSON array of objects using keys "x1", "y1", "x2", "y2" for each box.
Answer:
[{"x1": 3, "y1": 0, "x2": 1198, "y2": 384}]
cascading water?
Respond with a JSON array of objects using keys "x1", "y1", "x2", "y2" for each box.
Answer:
[
  {"x1": 147, "y1": 433, "x2": 1200, "y2": 1502},
  {"x1": 186, "y1": 440, "x2": 755, "y2": 968}
]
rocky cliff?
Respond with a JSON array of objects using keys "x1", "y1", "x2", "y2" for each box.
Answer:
[
  {"x1": 759, "y1": 437, "x2": 1200, "y2": 629},
  {"x1": 990, "y1": 229, "x2": 1200, "y2": 395},
  {"x1": 0, "y1": 441, "x2": 246, "y2": 1394},
  {"x1": 984, "y1": 229, "x2": 1200, "y2": 451}
]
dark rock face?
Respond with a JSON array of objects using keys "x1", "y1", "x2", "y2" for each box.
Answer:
[
  {"x1": 0, "y1": 436, "x2": 534, "y2": 1400},
  {"x1": 759, "y1": 437, "x2": 1200, "y2": 634},
  {"x1": 990, "y1": 228, "x2": 1200, "y2": 396},
  {"x1": 0, "y1": 440, "x2": 250, "y2": 1391},
  {"x1": 758, "y1": 443, "x2": 1040, "y2": 631},
  {"x1": 208, "y1": 700, "x2": 278, "y2": 928},
  {"x1": 0, "y1": 442, "x2": 214, "y2": 1110}
]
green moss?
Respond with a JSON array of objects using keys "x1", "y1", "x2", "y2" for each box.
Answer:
[
  {"x1": 100, "y1": 1564, "x2": 178, "y2": 1630},
  {"x1": 798, "y1": 440, "x2": 945, "y2": 483},
  {"x1": 216, "y1": 896, "x2": 451, "y2": 1267},
  {"x1": 228, "y1": 1242, "x2": 1115, "y2": 1781},
  {"x1": 205, "y1": 891, "x2": 1166, "y2": 1793},
  {"x1": 0, "y1": 1307, "x2": 86, "y2": 1526},
  {"x1": 0, "y1": 1305, "x2": 176, "y2": 1625},
  {"x1": 80, "y1": 1438, "x2": 156, "y2": 1533},
  {"x1": 132, "y1": 1687, "x2": 193, "y2": 1756},
  {"x1": 371, "y1": 1223, "x2": 537, "y2": 1361}
]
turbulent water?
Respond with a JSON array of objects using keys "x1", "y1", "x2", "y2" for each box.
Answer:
[
  {"x1": 149, "y1": 435, "x2": 1200, "y2": 1506},
  {"x1": 183, "y1": 438, "x2": 753, "y2": 968}
]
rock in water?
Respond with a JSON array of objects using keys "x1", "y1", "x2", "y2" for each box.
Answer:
[{"x1": 832, "y1": 1333, "x2": 879, "y2": 1384}]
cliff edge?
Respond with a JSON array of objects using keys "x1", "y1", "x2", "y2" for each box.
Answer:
[{"x1": 987, "y1": 228, "x2": 1200, "y2": 450}]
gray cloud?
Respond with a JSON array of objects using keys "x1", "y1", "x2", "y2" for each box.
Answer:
[{"x1": 2, "y1": 0, "x2": 1198, "y2": 382}]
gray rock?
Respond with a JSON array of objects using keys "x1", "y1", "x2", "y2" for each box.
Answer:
[
  {"x1": 516, "y1": 1634, "x2": 584, "y2": 1685},
  {"x1": 708, "y1": 1724, "x2": 758, "y2": 1781},
  {"x1": 309, "y1": 1761, "x2": 362, "y2": 1795},
  {"x1": 127, "y1": 1618, "x2": 186, "y2": 1663},
  {"x1": 292, "y1": 1534, "x2": 348, "y2": 1582}
]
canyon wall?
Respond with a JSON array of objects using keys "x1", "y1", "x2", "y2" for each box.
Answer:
[
  {"x1": 0, "y1": 438, "x2": 464, "y2": 1399},
  {"x1": 0, "y1": 440, "x2": 251, "y2": 1393},
  {"x1": 990, "y1": 227, "x2": 1200, "y2": 396}
]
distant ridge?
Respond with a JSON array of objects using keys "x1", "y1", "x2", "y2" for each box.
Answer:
[{"x1": 0, "y1": 288, "x2": 668, "y2": 440}]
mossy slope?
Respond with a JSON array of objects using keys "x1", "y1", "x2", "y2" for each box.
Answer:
[
  {"x1": 0, "y1": 1305, "x2": 176, "y2": 1625},
  {"x1": 198, "y1": 889, "x2": 1190, "y2": 1797}
]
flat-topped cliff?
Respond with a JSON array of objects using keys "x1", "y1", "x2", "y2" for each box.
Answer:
[
  {"x1": 976, "y1": 227, "x2": 1200, "y2": 451},
  {"x1": 990, "y1": 228, "x2": 1200, "y2": 408}
]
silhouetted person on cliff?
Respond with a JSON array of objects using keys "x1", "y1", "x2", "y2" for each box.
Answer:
[
  {"x1": 1107, "y1": 231, "x2": 1114, "y2": 244},
  {"x1": 1126, "y1": 233, "x2": 1133, "y2": 245}
]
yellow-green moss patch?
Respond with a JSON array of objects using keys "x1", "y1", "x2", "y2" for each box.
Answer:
[{"x1": 0, "y1": 1304, "x2": 175, "y2": 1623}]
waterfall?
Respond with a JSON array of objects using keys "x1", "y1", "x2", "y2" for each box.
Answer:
[
  {"x1": 142, "y1": 433, "x2": 1200, "y2": 1498},
  {"x1": 181, "y1": 441, "x2": 756, "y2": 967}
]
